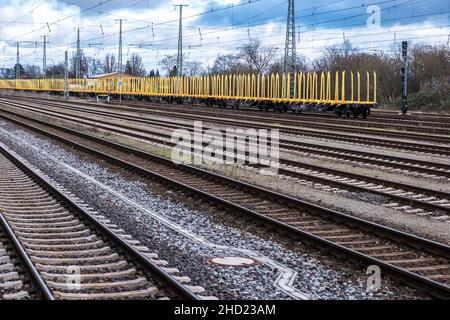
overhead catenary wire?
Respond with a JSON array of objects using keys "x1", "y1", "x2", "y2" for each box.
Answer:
[
  {"x1": 3, "y1": 0, "x2": 112, "y2": 43},
  {"x1": 0, "y1": 0, "x2": 448, "y2": 71},
  {"x1": 134, "y1": 0, "x2": 431, "y2": 47},
  {"x1": 0, "y1": 0, "x2": 434, "y2": 47}
]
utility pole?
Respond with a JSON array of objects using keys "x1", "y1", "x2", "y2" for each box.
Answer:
[
  {"x1": 284, "y1": 0, "x2": 296, "y2": 97},
  {"x1": 174, "y1": 4, "x2": 188, "y2": 76},
  {"x1": 401, "y1": 41, "x2": 409, "y2": 115},
  {"x1": 115, "y1": 19, "x2": 126, "y2": 74},
  {"x1": 115, "y1": 19, "x2": 126, "y2": 104},
  {"x1": 15, "y1": 42, "x2": 20, "y2": 80},
  {"x1": 42, "y1": 36, "x2": 47, "y2": 79},
  {"x1": 64, "y1": 51, "x2": 69, "y2": 100},
  {"x1": 76, "y1": 28, "x2": 81, "y2": 78},
  {"x1": 284, "y1": 0, "x2": 296, "y2": 76},
  {"x1": 402, "y1": 41, "x2": 409, "y2": 114}
]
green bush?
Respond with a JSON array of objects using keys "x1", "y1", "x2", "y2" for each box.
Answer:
[
  {"x1": 390, "y1": 90, "x2": 449, "y2": 112},
  {"x1": 409, "y1": 91, "x2": 441, "y2": 108}
]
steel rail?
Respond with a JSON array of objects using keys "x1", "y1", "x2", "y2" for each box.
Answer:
[
  {"x1": 0, "y1": 144, "x2": 199, "y2": 301},
  {"x1": 7, "y1": 93, "x2": 450, "y2": 128},
  {"x1": 103, "y1": 105, "x2": 450, "y2": 143},
  {"x1": 0, "y1": 211, "x2": 55, "y2": 300},
  {"x1": 9, "y1": 95, "x2": 450, "y2": 142},
  {"x1": 3, "y1": 106, "x2": 450, "y2": 215},
  {"x1": 1, "y1": 108, "x2": 450, "y2": 216},
  {"x1": 372, "y1": 110, "x2": 450, "y2": 121},
  {"x1": 44, "y1": 102, "x2": 450, "y2": 176},
  {"x1": 3, "y1": 95, "x2": 450, "y2": 156},
  {"x1": 114, "y1": 98, "x2": 450, "y2": 127},
  {"x1": 107, "y1": 98, "x2": 450, "y2": 127},
  {"x1": 110, "y1": 101, "x2": 450, "y2": 135},
  {"x1": 2, "y1": 99, "x2": 450, "y2": 179},
  {"x1": 0, "y1": 104, "x2": 448, "y2": 298}
]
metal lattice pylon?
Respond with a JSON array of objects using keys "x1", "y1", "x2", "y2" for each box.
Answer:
[
  {"x1": 284, "y1": 0, "x2": 296, "y2": 76},
  {"x1": 76, "y1": 28, "x2": 81, "y2": 78},
  {"x1": 42, "y1": 36, "x2": 46, "y2": 79},
  {"x1": 175, "y1": 4, "x2": 188, "y2": 76},
  {"x1": 117, "y1": 20, "x2": 124, "y2": 74},
  {"x1": 64, "y1": 51, "x2": 69, "y2": 100},
  {"x1": 15, "y1": 42, "x2": 20, "y2": 80},
  {"x1": 401, "y1": 41, "x2": 409, "y2": 115}
]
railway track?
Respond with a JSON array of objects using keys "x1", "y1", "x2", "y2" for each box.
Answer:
[
  {"x1": 275, "y1": 160, "x2": 450, "y2": 221},
  {"x1": 2, "y1": 108, "x2": 450, "y2": 222},
  {"x1": 5, "y1": 94, "x2": 450, "y2": 130},
  {"x1": 11, "y1": 96, "x2": 450, "y2": 142},
  {"x1": 114, "y1": 100, "x2": 450, "y2": 132},
  {"x1": 99, "y1": 105, "x2": 450, "y2": 144},
  {"x1": 1, "y1": 102, "x2": 450, "y2": 220},
  {"x1": 76, "y1": 97, "x2": 450, "y2": 136},
  {"x1": 119, "y1": 99, "x2": 450, "y2": 126},
  {"x1": 0, "y1": 217, "x2": 37, "y2": 300},
  {"x1": 0, "y1": 143, "x2": 202, "y2": 300},
  {"x1": 372, "y1": 110, "x2": 450, "y2": 123},
  {"x1": 292, "y1": 111, "x2": 450, "y2": 128},
  {"x1": 1, "y1": 98, "x2": 450, "y2": 179},
  {"x1": 6, "y1": 96, "x2": 450, "y2": 157},
  {"x1": 0, "y1": 104, "x2": 448, "y2": 298}
]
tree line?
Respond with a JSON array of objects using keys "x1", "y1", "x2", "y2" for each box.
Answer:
[
  {"x1": 0, "y1": 51, "x2": 157, "y2": 80},
  {"x1": 1, "y1": 39, "x2": 448, "y2": 107}
]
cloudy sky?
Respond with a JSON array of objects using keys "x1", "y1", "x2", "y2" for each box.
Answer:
[{"x1": 0, "y1": 0, "x2": 448, "y2": 73}]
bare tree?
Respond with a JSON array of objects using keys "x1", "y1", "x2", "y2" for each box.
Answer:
[
  {"x1": 103, "y1": 53, "x2": 117, "y2": 74},
  {"x1": 211, "y1": 54, "x2": 245, "y2": 75},
  {"x1": 159, "y1": 55, "x2": 178, "y2": 76},
  {"x1": 269, "y1": 56, "x2": 308, "y2": 75},
  {"x1": 312, "y1": 41, "x2": 402, "y2": 103},
  {"x1": 209, "y1": 40, "x2": 276, "y2": 75},
  {"x1": 238, "y1": 40, "x2": 277, "y2": 74},
  {"x1": 125, "y1": 53, "x2": 146, "y2": 76},
  {"x1": 46, "y1": 63, "x2": 66, "y2": 79},
  {"x1": 0, "y1": 67, "x2": 15, "y2": 79},
  {"x1": 409, "y1": 44, "x2": 450, "y2": 93},
  {"x1": 148, "y1": 69, "x2": 161, "y2": 77},
  {"x1": 87, "y1": 57, "x2": 103, "y2": 77},
  {"x1": 69, "y1": 51, "x2": 88, "y2": 78},
  {"x1": 185, "y1": 60, "x2": 206, "y2": 76},
  {"x1": 23, "y1": 65, "x2": 41, "y2": 79}
]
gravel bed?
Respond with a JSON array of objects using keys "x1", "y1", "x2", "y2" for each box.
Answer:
[
  {"x1": 339, "y1": 192, "x2": 391, "y2": 205},
  {"x1": 4, "y1": 102, "x2": 448, "y2": 190},
  {"x1": 0, "y1": 120, "x2": 429, "y2": 300}
]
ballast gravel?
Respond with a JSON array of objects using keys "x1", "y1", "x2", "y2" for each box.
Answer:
[{"x1": 0, "y1": 120, "x2": 429, "y2": 300}]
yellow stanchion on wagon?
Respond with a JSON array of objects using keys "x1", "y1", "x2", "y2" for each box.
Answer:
[{"x1": 0, "y1": 70, "x2": 377, "y2": 108}]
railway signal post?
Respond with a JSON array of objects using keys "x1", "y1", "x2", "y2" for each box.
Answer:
[
  {"x1": 401, "y1": 41, "x2": 409, "y2": 115},
  {"x1": 64, "y1": 51, "x2": 69, "y2": 100}
]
